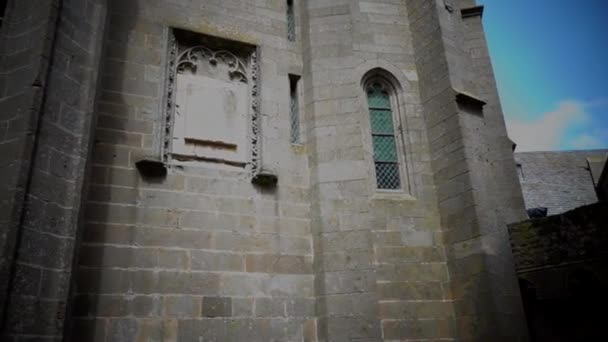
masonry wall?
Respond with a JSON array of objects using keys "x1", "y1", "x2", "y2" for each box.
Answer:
[
  {"x1": 0, "y1": 0, "x2": 530, "y2": 341},
  {"x1": 70, "y1": 1, "x2": 315, "y2": 341},
  {"x1": 509, "y1": 201, "x2": 608, "y2": 341},
  {"x1": 509, "y1": 201, "x2": 608, "y2": 274},
  {"x1": 302, "y1": 0, "x2": 457, "y2": 340}
]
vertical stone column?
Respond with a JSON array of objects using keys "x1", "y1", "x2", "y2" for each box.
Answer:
[
  {"x1": 0, "y1": 0, "x2": 60, "y2": 325},
  {"x1": 0, "y1": 0, "x2": 107, "y2": 340},
  {"x1": 405, "y1": 0, "x2": 528, "y2": 340},
  {"x1": 302, "y1": 1, "x2": 382, "y2": 340}
]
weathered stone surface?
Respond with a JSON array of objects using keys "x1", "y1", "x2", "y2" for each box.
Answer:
[
  {"x1": 202, "y1": 297, "x2": 232, "y2": 318},
  {"x1": 0, "y1": 0, "x2": 529, "y2": 340},
  {"x1": 509, "y1": 201, "x2": 608, "y2": 272}
]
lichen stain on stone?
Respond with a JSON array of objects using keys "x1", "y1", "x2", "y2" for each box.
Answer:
[{"x1": 291, "y1": 144, "x2": 308, "y2": 155}]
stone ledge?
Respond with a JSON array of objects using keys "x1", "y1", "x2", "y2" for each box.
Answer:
[
  {"x1": 461, "y1": 5, "x2": 484, "y2": 19},
  {"x1": 454, "y1": 88, "x2": 486, "y2": 115}
]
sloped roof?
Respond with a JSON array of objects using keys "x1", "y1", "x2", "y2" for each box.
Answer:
[{"x1": 514, "y1": 150, "x2": 608, "y2": 216}]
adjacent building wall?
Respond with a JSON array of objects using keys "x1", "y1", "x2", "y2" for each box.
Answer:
[{"x1": 509, "y1": 201, "x2": 608, "y2": 341}]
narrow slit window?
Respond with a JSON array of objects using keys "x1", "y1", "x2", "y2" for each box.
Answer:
[
  {"x1": 367, "y1": 82, "x2": 401, "y2": 190},
  {"x1": 0, "y1": 0, "x2": 8, "y2": 28},
  {"x1": 286, "y1": 0, "x2": 296, "y2": 42},
  {"x1": 289, "y1": 74, "x2": 301, "y2": 144}
]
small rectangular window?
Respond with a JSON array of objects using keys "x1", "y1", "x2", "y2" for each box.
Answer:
[
  {"x1": 289, "y1": 74, "x2": 301, "y2": 144},
  {"x1": 286, "y1": 0, "x2": 296, "y2": 42}
]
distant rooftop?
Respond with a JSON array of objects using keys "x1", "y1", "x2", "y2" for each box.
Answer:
[{"x1": 514, "y1": 149, "x2": 608, "y2": 216}]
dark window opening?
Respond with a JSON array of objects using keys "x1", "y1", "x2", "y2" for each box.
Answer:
[
  {"x1": 0, "y1": 0, "x2": 8, "y2": 29},
  {"x1": 289, "y1": 74, "x2": 301, "y2": 144},
  {"x1": 286, "y1": 0, "x2": 296, "y2": 42}
]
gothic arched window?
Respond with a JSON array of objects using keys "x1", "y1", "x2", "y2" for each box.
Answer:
[{"x1": 366, "y1": 82, "x2": 401, "y2": 190}]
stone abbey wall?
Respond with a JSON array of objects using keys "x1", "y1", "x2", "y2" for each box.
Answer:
[{"x1": 0, "y1": 1, "x2": 529, "y2": 341}]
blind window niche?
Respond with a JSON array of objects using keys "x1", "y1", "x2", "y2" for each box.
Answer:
[{"x1": 289, "y1": 74, "x2": 301, "y2": 144}]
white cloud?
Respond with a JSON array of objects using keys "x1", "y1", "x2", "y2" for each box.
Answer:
[
  {"x1": 571, "y1": 134, "x2": 603, "y2": 149},
  {"x1": 506, "y1": 100, "x2": 588, "y2": 152}
]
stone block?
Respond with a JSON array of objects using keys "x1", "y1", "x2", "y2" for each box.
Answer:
[
  {"x1": 93, "y1": 295, "x2": 131, "y2": 317},
  {"x1": 269, "y1": 274, "x2": 315, "y2": 297},
  {"x1": 254, "y1": 297, "x2": 285, "y2": 317},
  {"x1": 322, "y1": 271, "x2": 375, "y2": 295},
  {"x1": 325, "y1": 293, "x2": 378, "y2": 317},
  {"x1": 232, "y1": 297, "x2": 254, "y2": 317},
  {"x1": 321, "y1": 230, "x2": 370, "y2": 252},
  {"x1": 319, "y1": 250, "x2": 373, "y2": 272},
  {"x1": 12, "y1": 264, "x2": 41, "y2": 296},
  {"x1": 107, "y1": 319, "x2": 138, "y2": 342},
  {"x1": 177, "y1": 319, "x2": 227, "y2": 341},
  {"x1": 163, "y1": 296, "x2": 201, "y2": 317},
  {"x1": 132, "y1": 296, "x2": 160, "y2": 317},
  {"x1": 325, "y1": 317, "x2": 382, "y2": 341},
  {"x1": 157, "y1": 271, "x2": 220, "y2": 295},
  {"x1": 191, "y1": 250, "x2": 244, "y2": 272},
  {"x1": 136, "y1": 318, "x2": 178, "y2": 342},
  {"x1": 378, "y1": 282, "x2": 444, "y2": 301},
  {"x1": 40, "y1": 269, "x2": 71, "y2": 300},
  {"x1": 375, "y1": 246, "x2": 445, "y2": 263},
  {"x1": 379, "y1": 301, "x2": 455, "y2": 319},
  {"x1": 202, "y1": 297, "x2": 232, "y2": 317},
  {"x1": 220, "y1": 273, "x2": 271, "y2": 297},
  {"x1": 377, "y1": 263, "x2": 449, "y2": 282},
  {"x1": 246, "y1": 254, "x2": 313, "y2": 274},
  {"x1": 381, "y1": 318, "x2": 455, "y2": 340},
  {"x1": 158, "y1": 249, "x2": 189, "y2": 270},
  {"x1": 75, "y1": 268, "x2": 131, "y2": 294}
]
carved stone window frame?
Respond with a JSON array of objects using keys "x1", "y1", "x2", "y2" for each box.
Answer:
[
  {"x1": 360, "y1": 68, "x2": 415, "y2": 196},
  {"x1": 161, "y1": 28, "x2": 261, "y2": 177}
]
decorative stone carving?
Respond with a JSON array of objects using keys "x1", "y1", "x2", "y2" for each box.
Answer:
[
  {"x1": 162, "y1": 30, "x2": 260, "y2": 178},
  {"x1": 177, "y1": 46, "x2": 248, "y2": 83},
  {"x1": 162, "y1": 33, "x2": 178, "y2": 163},
  {"x1": 249, "y1": 50, "x2": 260, "y2": 177},
  {"x1": 444, "y1": 0, "x2": 454, "y2": 13}
]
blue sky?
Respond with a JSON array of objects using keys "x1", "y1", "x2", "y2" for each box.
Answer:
[{"x1": 482, "y1": 0, "x2": 608, "y2": 151}]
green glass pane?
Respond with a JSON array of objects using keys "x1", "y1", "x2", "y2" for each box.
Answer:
[
  {"x1": 370, "y1": 109, "x2": 394, "y2": 134},
  {"x1": 373, "y1": 135, "x2": 398, "y2": 162},
  {"x1": 367, "y1": 84, "x2": 391, "y2": 109}
]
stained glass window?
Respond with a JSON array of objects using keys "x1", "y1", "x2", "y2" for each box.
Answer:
[{"x1": 367, "y1": 83, "x2": 401, "y2": 189}]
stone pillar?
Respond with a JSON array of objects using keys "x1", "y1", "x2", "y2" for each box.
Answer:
[
  {"x1": 0, "y1": 0, "x2": 60, "y2": 326},
  {"x1": 405, "y1": 0, "x2": 528, "y2": 340},
  {"x1": 0, "y1": 0, "x2": 107, "y2": 340},
  {"x1": 302, "y1": 1, "x2": 383, "y2": 339}
]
